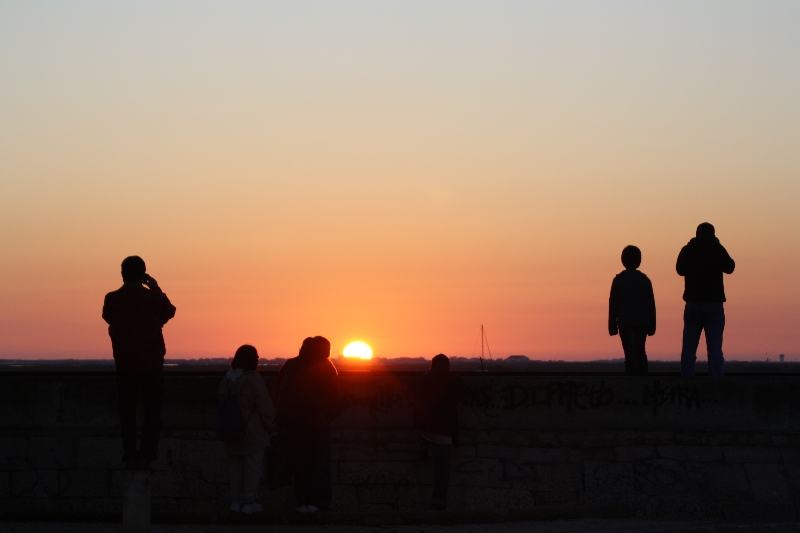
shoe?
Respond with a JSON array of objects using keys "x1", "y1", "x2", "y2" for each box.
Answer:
[
  {"x1": 305, "y1": 505, "x2": 318, "y2": 513},
  {"x1": 241, "y1": 501, "x2": 263, "y2": 515},
  {"x1": 295, "y1": 505, "x2": 309, "y2": 513},
  {"x1": 229, "y1": 501, "x2": 241, "y2": 513}
]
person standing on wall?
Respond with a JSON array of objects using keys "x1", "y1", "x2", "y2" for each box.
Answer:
[
  {"x1": 103, "y1": 256, "x2": 176, "y2": 469},
  {"x1": 274, "y1": 336, "x2": 340, "y2": 513},
  {"x1": 218, "y1": 345, "x2": 273, "y2": 515},
  {"x1": 677, "y1": 223, "x2": 736, "y2": 377},
  {"x1": 413, "y1": 354, "x2": 463, "y2": 510},
  {"x1": 608, "y1": 245, "x2": 656, "y2": 376}
]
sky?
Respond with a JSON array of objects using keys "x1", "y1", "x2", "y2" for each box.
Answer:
[{"x1": 1, "y1": 1, "x2": 799, "y2": 361}]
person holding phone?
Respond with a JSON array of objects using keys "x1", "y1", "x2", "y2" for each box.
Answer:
[{"x1": 103, "y1": 256, "x2": 176, "y2": 469}]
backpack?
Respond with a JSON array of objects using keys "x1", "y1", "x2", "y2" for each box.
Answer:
[{"x1": 215, "y1": 379, "x2": 254, "y2": 441}]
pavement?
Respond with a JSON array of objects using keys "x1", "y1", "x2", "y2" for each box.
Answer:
[{"x1": 4, "y1": 520, "x2": 800, "y2": 533}]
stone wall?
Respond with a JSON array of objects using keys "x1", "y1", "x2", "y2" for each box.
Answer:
[{"x1": 1, "y1": 371, "x2": 799, "y2": 521}]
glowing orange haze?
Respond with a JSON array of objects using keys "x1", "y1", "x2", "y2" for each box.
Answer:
[{"x1": 1, "y1": 3, "x2": 799, "y2": 361}]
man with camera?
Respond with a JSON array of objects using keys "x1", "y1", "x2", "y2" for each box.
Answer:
[{"x1": 103, "y1": 256, "x2": 176, "y2": 469}]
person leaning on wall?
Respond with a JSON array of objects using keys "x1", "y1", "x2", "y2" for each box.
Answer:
[
  {"x1": 677, "y1": 222, "x2": 736, "y2": 377},
  {"x1": 413, "y1": 354, "x2": 463, "y2": 510},
  {"x1": 274, "y1": 336, "x2": 340, "y2": 513},
  {"x1": 102, "y1": 256, "x2": 176, "y2": 470},
  {"x1": 218, "y1": 345, "x2": 274, "y2": 515}
]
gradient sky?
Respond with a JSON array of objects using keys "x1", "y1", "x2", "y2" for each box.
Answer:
[{"x1": 1, "y1": 1, "x2": 799, "y2": 361}]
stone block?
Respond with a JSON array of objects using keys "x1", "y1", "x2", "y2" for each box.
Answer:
[
  {"x1": 357, "y1": 484, "x2": 396, "y2": 504},
  {"x1": 77, "y1": 437, "x2": 123, "y2": 469},
  {"x1": 83, "y1": 497, "x2": 122, "y2": 513},
  {"x1": 689, "y1": 463, "x2": 749, "y2": 493},
  {"x1": 746, "y1": 464, "x2": 791, "y2": 503},
  {"x1": 780, "y1": 448, "x2": 800, "y2": 464},
  {"x1": 723, "y1": 503, "x2": 797, "y2": 522},
  {"x1": 633, "y1": 460, "x2": 687, "y2": 494},
  {"x1": 584, "y1": 461, "x2": 634, "y2": 493},
  {"x1": 339, "y1": 461, "x2": 417, "y2": 484},
  {"x1": 0, "y1": 437, "x2": 27, "y2": 469},
  {"x1": 615, "y1": 446, "x2": 655, "y2": 462},
  {"x1": 198, "y1": 480, "x2": 216, "y2": 499},
  {"x1": 8, "y1": 469, "x2": 59, "y2": 498},
  {"x1": 453, "y1": 445, "x2": 476, "y2": 457},
  {"x1": 330, "y1": 484, "x2": 359, "y2": 513},
  {"x1": 151, "y1": 497, "x2": 178, "y2": 513},
  {"x1": 152, "y1": 470, "x2": 200, "y2": 498},
  {"x1": 489, "y1": 430, "x2": 529, "y2": 446},
  {"x1": 376, "y1": 451, "x2": 417, "y2": 461},
  {"x1": 397, "y1": 485, "x2": 431, "y2": 511},
  {"x1": 463, "y1": 486, "x2": 535, "y2": 513},
  {"x1": 28, "y1": 437, "x2": 76, "y2": 469},
  {"x1": 723, "y1": 446, "x2": 781, "y2": 463},
  {"x1": 181, "y1": 439, "x2": 228, "y2": 483},
  {"x1": 386, "y1": 442, "x2": 417, "y2": 452},
  {"x1": 657, "y1": 445, "x2": 722, "y2": 462},
  {"x1": 357, "y1": 503, "x2": 391, "y2": 512},
  {"x1": 518, "y1": 447, "x2": 566, "y2": 463},
  {"x1": 534, "y1": 490, "x2": 580, "y2": 507},
  {"x1": 177, "y1": 497, "x2": 216, "y2": 515},
  {"x1": 513, "y1": 463, "x2": 582, "y2": 492},
  {"x1": 646, "y1": 496, "x2": 722, "y2": 521},
  {"x1": 476, "y1": 445, "x2": 517, "y2": 460},
  {"x1": 331, "y1": 443, "x2": 376, "y2": 461},
  {"x1": 772, "y1": 435, "x2": 790, "y2": 446},
  {"x1": 60, "y1": 469, "x2": 109, "y2": 497},
  {"x1": 454, "y1": 457, "x2": 490, "y2": 487}
]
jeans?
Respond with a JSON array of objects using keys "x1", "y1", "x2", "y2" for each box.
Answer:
[
  {"x1": 228, "y1": 450, "x2": 263, "y2": 504},
  {"x1": 619, "y1": 326, "x2": 649, "y2": 376},
  {"x1": 116, "y1": 370, "x2": 164, "y2": 461},
  {"x1": 288, "y1": 427, "x2": 332, "y2": 509},
  {"x1": 431, "y1": 443, "x2": 451, "y2": 508},
  {"x1": 681, "y1": 302, "x2": 725, "y2": 377}
]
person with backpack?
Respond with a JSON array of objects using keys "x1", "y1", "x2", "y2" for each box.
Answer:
[{"x1": 217, "y1": 345, "x2": 274, "y2": 515}]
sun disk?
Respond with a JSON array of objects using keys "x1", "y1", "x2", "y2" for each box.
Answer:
[{"x1": 343, "y1": 341, "x2": 373, "y2": 360}]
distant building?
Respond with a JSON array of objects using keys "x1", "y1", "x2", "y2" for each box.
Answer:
[
  {"x1": 506, "y1": 355, "x2": 530, "y2": 363},
  {"x1": 780, "y1": 354, "x2": 785, "y2": 363}
]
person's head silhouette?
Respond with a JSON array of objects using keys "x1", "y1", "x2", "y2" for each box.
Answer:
[
  {"x1": 621, "y1": 246, "x2": 641, "y2": 270},
  {"x1": 431, "y1": 353, "x2": 450, "y2": 372},
  {"x1": 121, "y1": 256, "x2": 146, "y2": 283},
  {"x1": 231, "y1": 345, "x2": 259, "y2": 371},
  {"x1": 696, "y1": 222, "x2": 715, "y2": 238}
]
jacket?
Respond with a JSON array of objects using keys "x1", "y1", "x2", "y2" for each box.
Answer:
[
  {"x1": 102, "y1": 284, "x2": 176, "y2": 373},
  {"x1": 413, "y1": 370, "x2": 463, "y2": 446},
  {"x1": 274, "y1": 355, "x2": 340, "y2": 430},
  {"x1": 608, "y1": 269, "x2": 656, "y2": 334},
  {"x1": 218, "y1": 369, "x2": 274, "y2": 455},
  {"x1": 676, "y1": 236, "x2": 735, "y2": 302}
]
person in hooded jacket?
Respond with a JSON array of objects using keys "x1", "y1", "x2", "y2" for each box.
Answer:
[
  {"x1": 218, "y1": 345, "x2": 274, "y2": 515},
  {"x1": 413, "y1": 354, "x2": 463, "y2": 510},
  {"x1": 274, "y1": 336, "x2": 340, "y2": 513},
  {"x1": 677, "y1": 223, "x2": 736, "y2": 377}
]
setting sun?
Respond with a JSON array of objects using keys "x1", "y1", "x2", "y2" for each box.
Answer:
[{"x1": 343, "y1": 341, "x2": 373, "y2": 360}]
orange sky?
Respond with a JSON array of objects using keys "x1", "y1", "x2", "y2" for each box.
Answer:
[{"x1": 1, "y1": 2, "x2": 799, "y2": 361}]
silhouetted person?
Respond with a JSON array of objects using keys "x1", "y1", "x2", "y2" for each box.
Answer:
[
  {"x1": 274, "y1": 336, "x2": 340, "y2": 513},
  {"x1": 218, "y1": 345, "x2": 274, "y2": 515},
  {"x1": 413, "y1": 354, "x2": 463, "y2": 510},
  {"x1": 102, "y1": 256, "x2": 176, "y2": 469},
  {"x1": 608, "y1": 246, "x2": 656, "y2": 376},
  {"x1": 677, "y1": 223, "x2": 735, "y2": 377}
]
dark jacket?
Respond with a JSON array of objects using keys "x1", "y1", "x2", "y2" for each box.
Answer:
[
  {"x1": 102, "y1": 284, "x2": 176, "y2": 373},
  {"x1": 608, "y1": 269, "x2": 656, "y2": 334},
  {"x1": 413, "y1": 370, "x2": 463, "y2": 446},
  {"x1": 274, "y1": 354, "x2": 340, "y2": 430},
  {"x1": 676, "y1": 236, "x2": 735, "y2": 302}
]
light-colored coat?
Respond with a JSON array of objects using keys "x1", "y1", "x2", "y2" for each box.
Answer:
[{"x1": 218, "y1": 369, "x2": 274, "y2": 456}]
